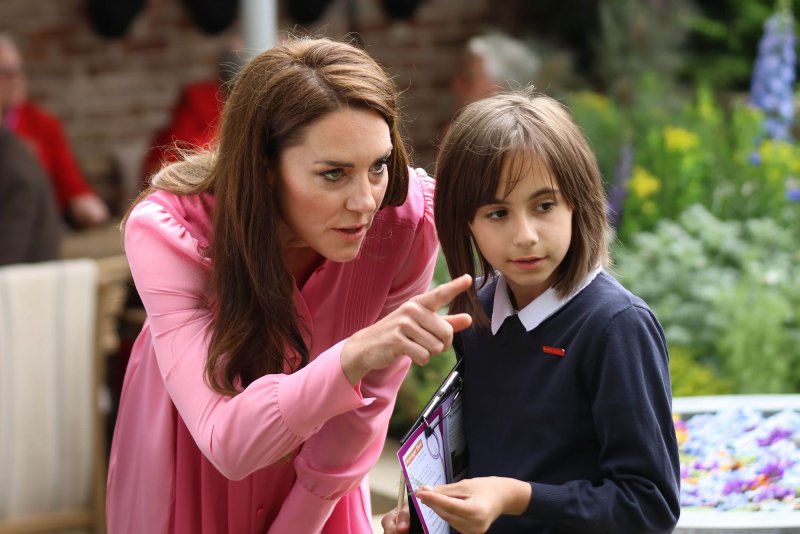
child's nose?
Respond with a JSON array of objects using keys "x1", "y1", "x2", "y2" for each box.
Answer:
[{"x1": 512, "y1": 216, "x2": 539, "y2": 246}]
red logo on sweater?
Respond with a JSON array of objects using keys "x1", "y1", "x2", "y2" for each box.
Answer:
[{"x1": 542, "y1": 345, "x2": 566, "y2": 357}]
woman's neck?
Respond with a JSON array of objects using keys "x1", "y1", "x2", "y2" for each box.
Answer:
[{"x1": 284, "y1": 247, "x2": 324, "y2": 289}]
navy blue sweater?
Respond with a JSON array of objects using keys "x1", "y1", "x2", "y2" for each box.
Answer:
[{"x1": 454, "y1": 272, "x2": 680, "y2": 533}]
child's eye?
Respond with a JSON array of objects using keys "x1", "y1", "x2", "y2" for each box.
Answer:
[
  {"x1": 370, "y1": 160, "x2": 388, "y2": 174},
  {"x1": 537, "y1": 201, "x2": 555, "y2": 212},
  {"x1": 321, "y1": 169, "x2": 345, "y2": 181},
  {"x1": 486, "y1": 209, "x2": 507, "y2": 220}
]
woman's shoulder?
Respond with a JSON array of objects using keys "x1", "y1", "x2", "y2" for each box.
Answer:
[
  {"x1": 375, "y1": 166, "x2": 434, "y2": 228},
  {"x1": 127, "y1": 190, "x2": 214, "y2": 252}
]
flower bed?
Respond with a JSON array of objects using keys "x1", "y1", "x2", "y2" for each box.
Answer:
[{"x1": 673, "y1": 395, "x2": 800, "y2": 533}]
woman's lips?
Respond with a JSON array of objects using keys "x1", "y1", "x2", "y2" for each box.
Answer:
[{"x1": 334, "y1": 225, "x2": 367, "y2": 240}]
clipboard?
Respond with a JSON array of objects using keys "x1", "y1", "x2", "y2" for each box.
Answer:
[{"x1": 396, "y1": 359, "x2": 467, "y2": 534}]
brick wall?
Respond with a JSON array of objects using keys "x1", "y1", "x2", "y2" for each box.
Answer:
[{"x1": 0, "y1": 0, "x2": 515, "y2": 211}]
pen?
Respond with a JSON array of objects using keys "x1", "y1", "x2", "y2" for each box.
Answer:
[
  {"x1": 397, "y1": 471, "x2": 406, "y2": 514},
  {"x1": 421, "y1": 370, "x2": 460, "y2": 421}
]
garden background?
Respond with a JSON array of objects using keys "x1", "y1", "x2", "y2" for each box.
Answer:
[
  {"x1": 391, "y1": 0, "x2": 800, "y2": 436},
  {"x1": 1, "y1": 0, "x2": 797, "y2": 462}
]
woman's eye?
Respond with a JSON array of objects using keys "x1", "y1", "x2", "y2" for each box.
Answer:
[
  {"x1": 321, "y1": 169, "x2": 345, "y2": 181},
  {"x1": 370, "y1": 160, "x2": 388, "y2": 174}
]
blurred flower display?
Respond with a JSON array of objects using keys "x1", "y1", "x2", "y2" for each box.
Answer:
[{"x1": 676, "y1": 408, "x2": 800, "y2": 511}]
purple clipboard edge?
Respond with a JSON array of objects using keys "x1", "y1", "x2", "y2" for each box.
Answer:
[{"x1": 396, "y1": 403, "x2": 447, "y2": 534}]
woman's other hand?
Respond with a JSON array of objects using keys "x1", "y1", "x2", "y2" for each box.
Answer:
[
  {"x1": 341, "y1": 274, "x2": 472, "y2": 384},
  {"x1": 381, "y1": 505, "x2": 410, "y2": 534}
]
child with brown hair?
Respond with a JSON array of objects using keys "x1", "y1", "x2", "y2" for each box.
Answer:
[{"x1": 384, "y1": 89, "x2": 680, "y2": 533}]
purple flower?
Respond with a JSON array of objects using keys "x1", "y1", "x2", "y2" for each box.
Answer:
[
  {"x1": 693, "y1": 458, "x2": 718, "y2": 471},
  {"x1": 785, "y1": 187, "x2": 800, "y2": 202},
  {"x1": 722, "y1": 478, "x2": 751, "y2": 495},
  {"x1": 758, "y1": 461, "x2": 785, "y2": 479},
  {"x1": 753, "y1": 484, "x2": 794, "y2": 501},
  {"x1": 757, "y1": 428, "x2": 793, "y2": 446}
]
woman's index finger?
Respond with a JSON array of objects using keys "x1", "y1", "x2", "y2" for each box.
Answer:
[{"x1": 414, "y1": 274, "x2": 472, "y2": 312}]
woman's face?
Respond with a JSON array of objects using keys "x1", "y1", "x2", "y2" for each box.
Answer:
[{"x1": 277, "y1": 106, "x2": 392, "y2": 263}]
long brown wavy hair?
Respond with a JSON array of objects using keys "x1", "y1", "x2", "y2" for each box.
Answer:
[
  {"x1": 126, "y1": 36, "x2": 410, "y2": 395},
  {"x1": 434, "y1": 89, "x2": 609, "y2": 328}
]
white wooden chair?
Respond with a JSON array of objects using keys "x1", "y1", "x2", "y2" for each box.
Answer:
[{"x1": 0, "y1": 255, "x2": 130, "y2": 534}]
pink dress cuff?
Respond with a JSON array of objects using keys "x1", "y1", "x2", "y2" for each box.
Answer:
[{"x1": 277, "y1": 340, "x2": 373, "y2": 437}]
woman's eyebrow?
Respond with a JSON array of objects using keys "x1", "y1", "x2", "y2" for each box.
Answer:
[
  {"x1": 314, "y1": 146, "x2": 394, "y2": 167},
  {"x1": 316, "y1": 159, "x2": 354, "y2": 167},
  {"x1": 315, "y1": 148, "x2": 393, "y2": 168}
]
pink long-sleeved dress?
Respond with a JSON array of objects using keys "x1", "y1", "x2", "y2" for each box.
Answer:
[{"x1": 106, "y1": 169, "x2": 438, "y2": 533}]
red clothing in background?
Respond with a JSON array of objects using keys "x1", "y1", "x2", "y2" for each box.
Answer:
[
  {"x1": 9, "y1": 101, "x2": 94, "y2": 213},
  {"x1": 141, "y1": 81, "x2": 223, "y2": 185}
]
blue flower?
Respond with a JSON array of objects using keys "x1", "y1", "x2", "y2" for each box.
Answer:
[
  {"x1": 785, "y1": 187, "x2": 800, "y2": 201},
  {"x1": 750, "y1": 8, "x2": 797, "y2": 142}
]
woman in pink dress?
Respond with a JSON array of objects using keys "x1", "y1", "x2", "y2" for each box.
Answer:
[{"x1": 106, "y1": 36, "x2": 472, "y2": 533}]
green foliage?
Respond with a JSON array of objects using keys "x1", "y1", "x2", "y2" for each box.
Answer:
[
  {"x1": 669, "y1": 346, "x2": 735, "y2": 397},
  {"x1": 567, "y1": 91, "x2": 626, "y2": 188},
  {"x1": 570, "y1": 81, "x2": 800, "y2": 243},
  {"x1": 614, "y1": 205, "x2": 800, "y2": 393},
  {"x1": 389, "y1": 347, "x2": 456, "y2": 439},
  {"x1": 680, "y1": 0, "x2": 781, "y2": 88},
  {"x1": 389, "y1": 249, "x2": 458, "y2": 438},
  {"x1": 592, "y1": 0, "x2": 693, "y2": 103}
]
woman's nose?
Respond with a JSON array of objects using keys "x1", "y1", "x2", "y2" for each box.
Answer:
[{"x1": 345, "y1": 175, "x2": 378, "y2": 213}]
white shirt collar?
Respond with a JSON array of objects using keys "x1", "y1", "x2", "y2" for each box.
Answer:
[{"x1": 490, "y1": 266, "x2": 603, "y2": 335}]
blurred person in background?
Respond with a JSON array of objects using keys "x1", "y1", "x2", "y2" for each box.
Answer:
[
  {"x1": 0, "y1": 33, "x2": 110, "y2": 229},
  {"x1": 0, "y1": 47, "x2": 61, "y2": 265},
  {"x1": 438, "y1": 31, "x2": 542, "y2": 144},
  {"x1": 450, "y1": 31, "x2": 541, "y2": 113},
  {"x1": 140, "y1": 38, "x2": 246, "y2": 187}
]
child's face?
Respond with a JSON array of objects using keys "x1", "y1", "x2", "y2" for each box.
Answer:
[{"x1": 469, "y1": 156, "x2": 573, "y2": 309}]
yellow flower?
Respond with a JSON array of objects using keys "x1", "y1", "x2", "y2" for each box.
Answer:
[
  {"x1": 642, "y1": 201, "x2": 657, "y2": 215},
  {"x1": 629, "y1": 165, "x2": 661, "y2": 199},
  {"x1": 664, "y1": 126, "x2": 700, "y2": 153},
  {"x1": 758, "y1": 139, "x2": 800, "y2": 173},
  {"x1": 572, "y1": 91, "x2": 611, "y2": 112}
]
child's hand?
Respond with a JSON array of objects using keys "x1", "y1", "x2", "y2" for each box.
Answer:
[
  {"x1": 415, "y1": 477, "x2": 532, "y2": 534},
  {"x1": 381, "y1": 505, "x2": 410, "y2": 534}
]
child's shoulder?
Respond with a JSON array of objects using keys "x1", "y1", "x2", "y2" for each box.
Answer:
[
  {"x1": 474, "y1": 275, "x2": 499, "y2": 310},
  {"x1": 579, "y1": 270, "x2": 657, "y2": 323}
]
